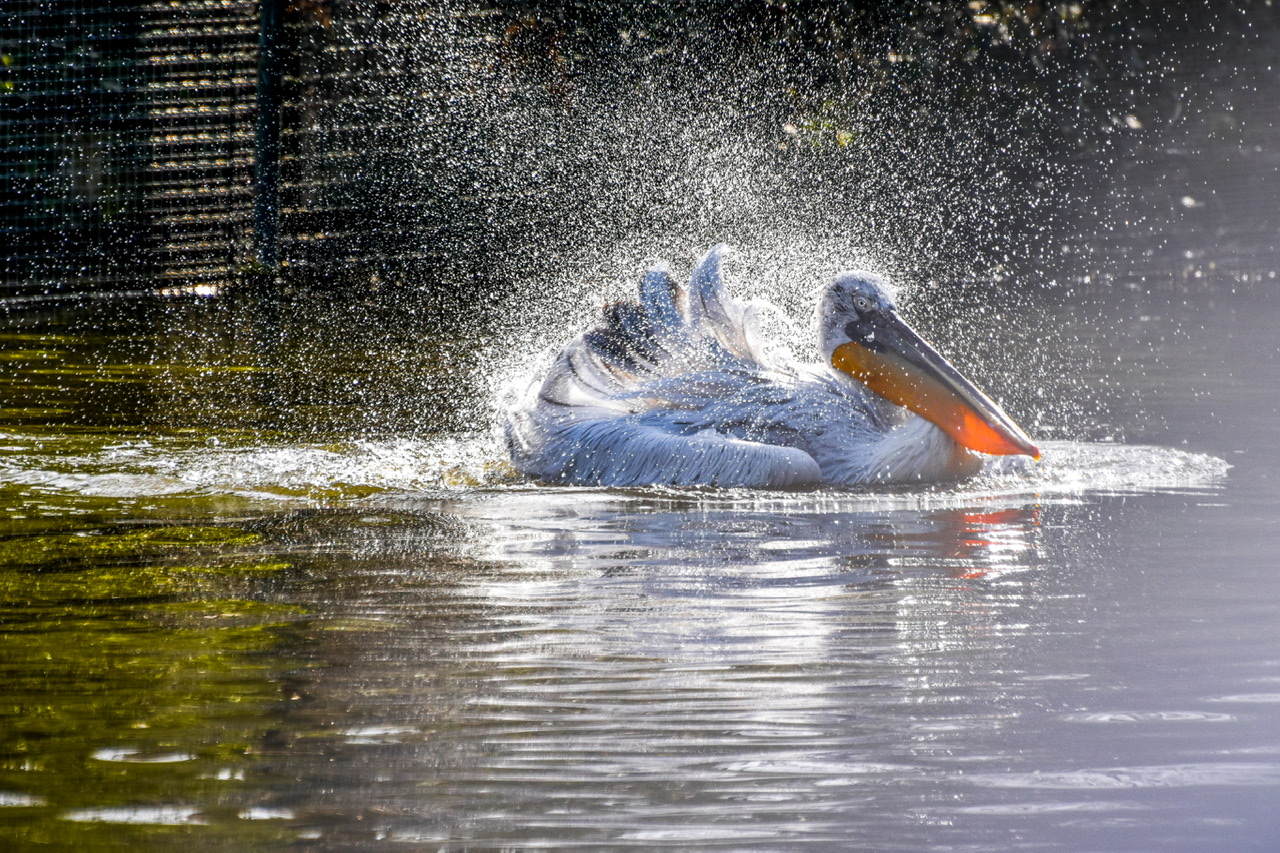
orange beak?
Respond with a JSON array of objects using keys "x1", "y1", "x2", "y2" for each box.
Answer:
[{"x1": 831, "y1": 310, "x2": 1039, "y2": 458}]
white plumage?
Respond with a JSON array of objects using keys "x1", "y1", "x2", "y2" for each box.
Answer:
[{"x1": 505, "y1": 245, "x2": 1028, "y2": 488}]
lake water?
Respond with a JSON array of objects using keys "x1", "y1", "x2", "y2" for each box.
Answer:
[{"x1": 4, "y1": 39, "x2": 1280, "y2": 853}]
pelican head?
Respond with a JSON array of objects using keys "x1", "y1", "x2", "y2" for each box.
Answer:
[{"x1": 818, "y1": 272, "x2": 1039, "y2": 458}]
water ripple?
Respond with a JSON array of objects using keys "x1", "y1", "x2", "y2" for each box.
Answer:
[
  {"x1": 90, "y1": 747, "x2": 197, "y2": 763},
  {"x1": 62, "y1": 805, "x2": 207, "y2": 825},
  {"x1": 1059, "y1": 710, "x2": 1236, "y2": 723},
  {"x1": 941, "y1": 800, "x2": 1149, "y2": 815},
  {"x1": 0, "y1": 433, "x2": 1229, "y2": 507},
  {"x1": 966, "y1": 762, "x2": 1280, "y2": 789},
  {"x1": 0, "y1": 792, "x2": 44, "y2": 808}
]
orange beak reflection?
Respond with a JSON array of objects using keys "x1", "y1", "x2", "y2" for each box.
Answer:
[{"x1": 831, "y1": 312, "x2": 1039, "y2": 458}]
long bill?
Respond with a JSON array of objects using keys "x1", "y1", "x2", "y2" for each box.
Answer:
[{"x1": 831, "y1": 311, "x2": 1040, "y2": 458}]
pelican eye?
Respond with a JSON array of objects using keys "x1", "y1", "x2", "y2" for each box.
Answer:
[{"x1": 852, "y1": 295, "x2": 874, "y2": 313}]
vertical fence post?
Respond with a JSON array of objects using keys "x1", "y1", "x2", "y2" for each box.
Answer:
[{"x1": 254, "y1": 0, "x2": 282, "y2": 269}]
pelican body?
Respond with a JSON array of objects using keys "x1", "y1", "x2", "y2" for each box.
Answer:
[{"x1": 505, "y1": 245, "x2": 1038, "y2": 488}]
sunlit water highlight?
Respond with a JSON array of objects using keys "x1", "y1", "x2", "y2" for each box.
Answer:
[{"x1": 0, "y1": 432, "x2": 1230, "y2": 506}]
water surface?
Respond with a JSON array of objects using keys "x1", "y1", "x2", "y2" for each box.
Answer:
[{"x1": 1, "y1": 265, "x2": 1276, "y2": 851}]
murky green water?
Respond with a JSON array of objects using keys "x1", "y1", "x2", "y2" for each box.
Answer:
[
  {"x1": 2, "y1": 256, "x2": 1275, "y2": 850},
  {"x1": 5, "y1": 30, "x2": 1280, "y2": 853}
]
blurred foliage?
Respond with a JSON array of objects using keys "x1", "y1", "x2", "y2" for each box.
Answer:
[{"x1": 476, "y1": 0, "x2": 1280, "y2": 145}]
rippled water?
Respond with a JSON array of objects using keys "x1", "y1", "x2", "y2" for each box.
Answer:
[{"x1": 1, "y1": 270, "x2": 1276, "y2": 850}]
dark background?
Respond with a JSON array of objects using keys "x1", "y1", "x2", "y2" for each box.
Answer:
[{"x1": 3, "y1": 1, "x2": 1275, "y2": 298}]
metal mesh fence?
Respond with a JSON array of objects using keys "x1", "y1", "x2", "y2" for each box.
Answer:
[
  {"x1": 1, "y1": 0, "x2": 259, "y2": 296},
  {"x1": 276, "y1": 0, "x2": 451, "y2": 281},
  {"x1": 1, "y1": 1, "x2": 515, "y2": 296}
]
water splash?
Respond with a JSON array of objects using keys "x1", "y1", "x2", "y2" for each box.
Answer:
[
  {"x1": 375, "y1": 5, "x2": 1105, "y2": 442},
  {"x1": 0, "y1": 431, "x2": 1227, "y2": 508},
  {"x1": 0, "y1": 8, "x2": 1225, "y2": 511}
]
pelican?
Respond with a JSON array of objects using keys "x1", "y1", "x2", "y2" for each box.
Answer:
[{"x1": 504, "y1": 245, "x2": 1039, "y2": 488}]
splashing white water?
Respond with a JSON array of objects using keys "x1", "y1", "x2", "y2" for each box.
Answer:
[{"x1": 0, "y1": 431, "x2": 1228, "y2": 508}]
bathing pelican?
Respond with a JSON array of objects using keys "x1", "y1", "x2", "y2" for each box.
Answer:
[{"x1": 505, "y1": 245, "x2": 1039, "y2": 488}]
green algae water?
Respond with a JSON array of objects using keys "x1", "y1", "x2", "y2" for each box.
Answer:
[{"x1": 1, "y1": 261, "x2": 1276, "y2": 850}]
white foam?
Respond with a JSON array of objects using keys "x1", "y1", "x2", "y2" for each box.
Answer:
[{"x1": 0, "y1": 431, "x2": 1228, "y2": 508}]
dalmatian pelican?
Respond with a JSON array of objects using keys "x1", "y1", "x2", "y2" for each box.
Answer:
[{"x1": 505, "y1": 245, "x2": 1038, "y2": 488}]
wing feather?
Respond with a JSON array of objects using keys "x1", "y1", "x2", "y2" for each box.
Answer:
[
  {"x1": 638, "y1": 264, "x2": 687, "y2": 344},
  {"x1": 504, "y1": 248, "x2": 882, "y2": 487},
  {"x1": 686, "y1": 244, "x2": 759, "y2": 363},
  {"x1": 514, "y1": 415, "x2": 822, "y2": 488}
]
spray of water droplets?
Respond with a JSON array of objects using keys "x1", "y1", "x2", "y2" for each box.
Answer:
[
  {"x1": 3, "y1": 4, "x2": 1223, "y2": 502},
  {"x1": 330, "y1": 2, "x2": 1114, "y2": 443}
]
